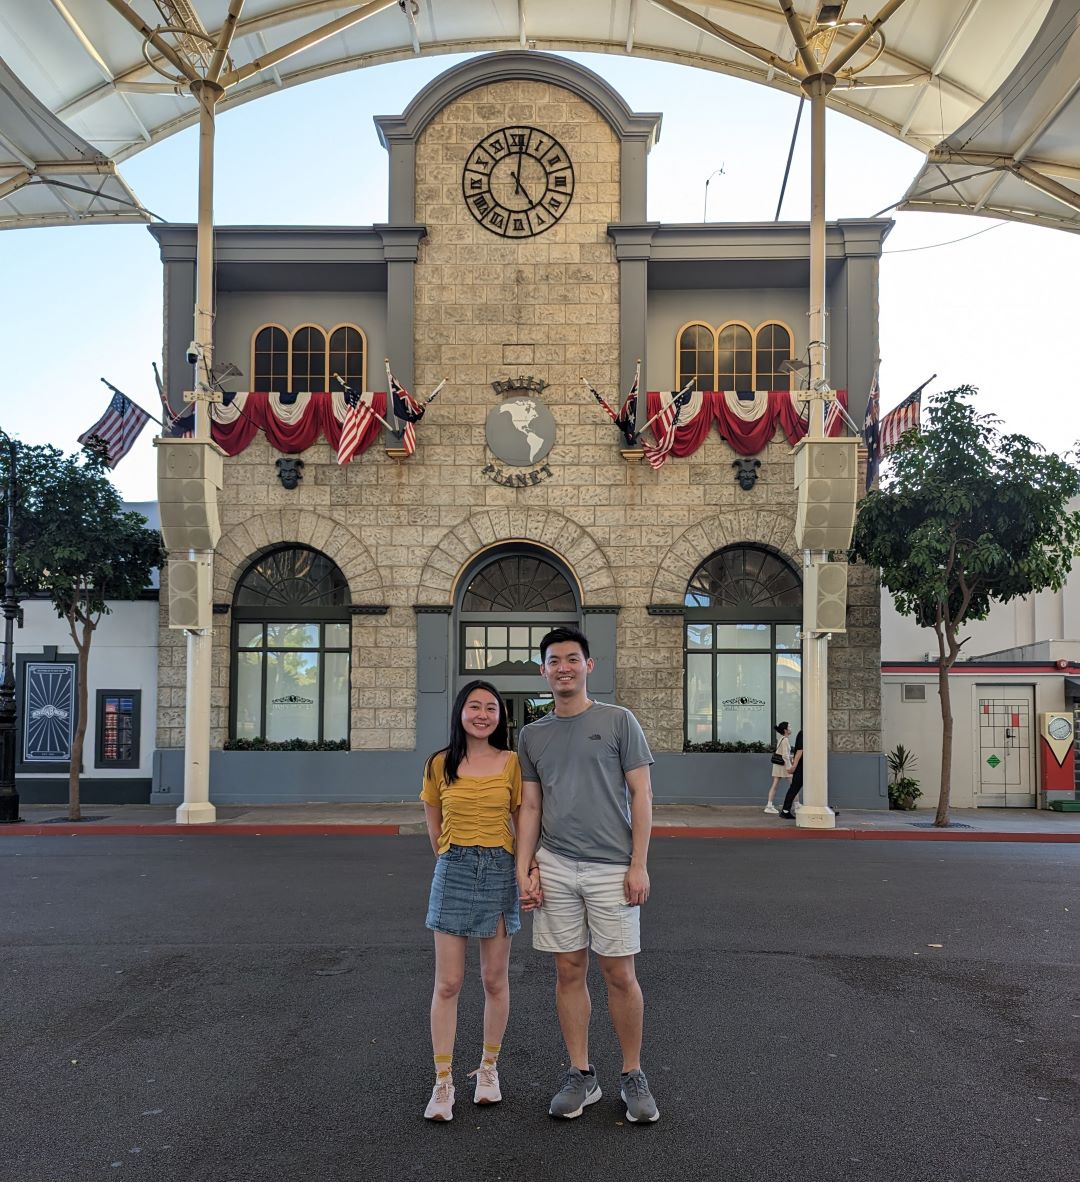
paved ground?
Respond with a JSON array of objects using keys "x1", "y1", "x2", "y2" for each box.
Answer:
[
  {"x1": 4, "y1": 836, "x2": 1077, "y2": 1182},
  {"x1": 11, "y1": 801, "x2": 1080, "y2": 841}
]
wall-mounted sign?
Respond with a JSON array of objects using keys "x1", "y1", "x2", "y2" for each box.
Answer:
[
  {"x1": 481, "y1": 461, "x2": 554, "y2": 487},
  {"x1": 24, "y1": 662, "x2": 76, "y2": 762}
]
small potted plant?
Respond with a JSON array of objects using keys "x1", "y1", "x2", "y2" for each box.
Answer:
[{"x1": 887, "y1": 743, "x2": 922, "y2": 810}]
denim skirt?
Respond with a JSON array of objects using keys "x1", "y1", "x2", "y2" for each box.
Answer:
[{"x1": 426, "y1": 845, "x2": 521, "y2": 938}]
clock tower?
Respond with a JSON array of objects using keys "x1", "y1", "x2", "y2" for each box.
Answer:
[{"x1": 375, "y1": 52, "x2": 660, "y2": 451}]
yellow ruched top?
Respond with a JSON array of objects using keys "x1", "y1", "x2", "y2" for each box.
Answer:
[{"x1": 420, "y1": 750, "x2": 522, "y2": 855}]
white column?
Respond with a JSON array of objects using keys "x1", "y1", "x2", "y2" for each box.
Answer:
[
  {"x1": 175, "y1": 79, "x2": 223, "y2": 824},
  {"x1": 177, "y1": 550, "x2": 215, "y2": 825}
]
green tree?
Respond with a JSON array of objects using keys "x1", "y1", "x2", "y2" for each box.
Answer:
[
  {"x1": 851, "y1": 386, "x2": 1080, "y2": 826},
  {"x1": 0, "y1": 440, "x2": 162, "y2": 821}
]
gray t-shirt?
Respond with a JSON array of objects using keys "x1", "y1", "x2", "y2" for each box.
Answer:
[{"x1": 517, "y1": 701, "x2": 654, "y2": 865}]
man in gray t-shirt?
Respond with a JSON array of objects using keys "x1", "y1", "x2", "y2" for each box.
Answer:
[{"x1": 515, "y1": 626, "x2": 660, "y2": 1124}]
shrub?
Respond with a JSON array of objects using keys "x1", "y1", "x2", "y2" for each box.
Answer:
[
  {"x1": 887, "y1": 743, "x2": 922, "y2": 810},
  {"x1": 683, "y1": 740, "x2": 773, "y2": 754},
  {"x1": 223, "y1": 738, "x2": 349, "y2": 752}
]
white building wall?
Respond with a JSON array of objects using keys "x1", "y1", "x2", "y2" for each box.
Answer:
[{"x1": 16, "y1": 599, "x2": 159, "y2": 780}]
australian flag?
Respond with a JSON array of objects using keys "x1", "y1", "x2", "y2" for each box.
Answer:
[
  {"x1": 387, "y1": 364, "x2": 425, "y2": 457},
  {"x1": 863, "y1": 371, "x2": 880, "y2": 491}
]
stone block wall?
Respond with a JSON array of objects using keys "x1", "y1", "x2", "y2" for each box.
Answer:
[{"x1": 154, "y1": 77, "x2": 882, "y2": 759}]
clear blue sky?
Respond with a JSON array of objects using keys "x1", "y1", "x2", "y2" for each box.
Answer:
[{"x1": 3, "y1": 51, "x2": 1078, "y2": 501}]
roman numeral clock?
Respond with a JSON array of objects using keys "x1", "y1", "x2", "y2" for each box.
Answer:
[{"x1": 462, "y1": 126, "x2": 575, "y2": 237}]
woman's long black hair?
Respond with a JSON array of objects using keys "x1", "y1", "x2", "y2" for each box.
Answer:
[{"x1": 425, "y1": 679, "x2": 510, "y2": 786}]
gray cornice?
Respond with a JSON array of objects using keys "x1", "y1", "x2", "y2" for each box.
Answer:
[
  {"x1": 582, "y1": 605, "x2": 622, "y2": 614},
  {"x1": 374, "y1": 51, "x2": 662, "y2": 148}
]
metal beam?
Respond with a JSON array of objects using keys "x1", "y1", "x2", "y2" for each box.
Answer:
[
  {"x1": 219, "y1": 0, "x2": 399, "y2": 89},
  {"x1": 102, "y1": 0, "x2": 201, "y2": 83},
  {"x1": 647, "y1": 0, "x2": 800, "y2": 78},
  {"x1": 208, "y1": 0, "x2": 246, "y2": 83},
  {"x1": 826, "y1": 0, "x2": 911, "y2": 74}
]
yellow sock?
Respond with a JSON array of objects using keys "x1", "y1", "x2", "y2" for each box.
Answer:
[
  {"x1": 481, "y1": 1042, "x2": 501, "y2": 1066},
  {"x1": 434, "y1": 1053, "x2": 452, "y2": 1080}
]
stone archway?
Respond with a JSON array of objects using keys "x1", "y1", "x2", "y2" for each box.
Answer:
[
  {"x1": 417, "y1": 508, "x2": 616, "y2": 605},
  {"x1": 214, "y1": 509, "x2": 382, "y2": 603},
  {"x1": 649, "y1": 509, "x2": 799, "y2": 604}
]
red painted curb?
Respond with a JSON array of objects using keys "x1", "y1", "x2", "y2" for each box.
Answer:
[
  {"x1": 4, "y1": 823, "x2": 404, "y2": 837},
  {"x1": 2, "y1": 823, "x2": 1077, "y2": 842}
]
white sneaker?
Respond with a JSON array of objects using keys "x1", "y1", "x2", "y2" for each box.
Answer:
[
  {"x1": 424, "y1": 1078, "x2": 455, "y2": 1121},
  {"x1": 469, "y1": 1062, "x2": 502, "y2": 1104},
  {"x1": 763, "y1": 803, "x2": 779, "y2": 814}
]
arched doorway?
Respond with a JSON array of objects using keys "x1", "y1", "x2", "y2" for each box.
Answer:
[{"x1": 455, "y1": 545, "x2": 580, "y2": 749}]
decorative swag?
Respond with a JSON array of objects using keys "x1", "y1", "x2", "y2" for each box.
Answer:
[
  {"x1": 643, "y1": 390, "x2": 848, "y2": 457},
  {"x1": 206, "y1": 391, "x2": 388, "y2": 457}
]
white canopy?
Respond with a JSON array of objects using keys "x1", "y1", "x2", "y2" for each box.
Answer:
[{"x1": 0, "y1": 1, "x2": 1076, "y2": 232}]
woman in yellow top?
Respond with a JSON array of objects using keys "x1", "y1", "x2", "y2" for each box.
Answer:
[{"x1": 420, "y1": 679, "x2": 532, "y2": 1122}]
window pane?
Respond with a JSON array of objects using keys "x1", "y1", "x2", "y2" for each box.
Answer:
[
  {"x1": 265, "y1": 651, "x2": 320, "y2": 741},
  {"x1": 465, "y1": 648, "x2": 484, "y2": 670},
  {"x1": 776, "y1": 652, "x2": 802, "y2": 734},
  {"x1": 235, "y1": 652, "x2": 262, "y2": 740},
  {"x1": 488, "y1": 627, "x2": 507, "y2": 647},
  {"x1": 686, "y1": 623, "x2": 712, "y2": 649},
  {"x1": 267, "y1": 623, "x2": 320, "y2": 649},
  {"x1": 101, "y1": 695, "x2": 136, "y2": 763},
  {"x1": 508, "y1": 647, "x2": 530, "y2": 667},
  {"x1": 686, "y1": 653, "x2": 714, "y2": 744},
  {"x1": 509, "y1": 626, "x2": 529, "y2": 648},
  {"x1": 237, "y1": 623, "x2": 263, "y2": 649},
  {"x1": 325, "y1": 622, "x2": 350, "y2": 649},
  {"x1": 253, "y1": 326, "x2": 288, "y2": 393},
  {"x1": 775, "y1": 624, "x2": 800, "y2": 650},
  {"x1": 323, "y1": 652, "x2": 350, "y2": 742},
  {"x1": 531, "y1": 626, "x2": 548, "y2": 645},
  {"x1": 487, "y1": 648, "x2": 508, "y2": 669},
  {"x1": 715, "y1": 623, "x2": 770, "y2": 650},
  {"x1": 715, "y1": 653, "x2": 771, "y2": 744}
]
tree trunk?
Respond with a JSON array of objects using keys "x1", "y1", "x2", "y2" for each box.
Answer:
[
  {"x1": 935, "y1": 655, "x2": 953, "y2": 827},
  {"x1": 66, "y1": 612, "x2": 94, "y2": 823}
]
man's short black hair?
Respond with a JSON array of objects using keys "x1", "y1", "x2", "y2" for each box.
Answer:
[{"x1": 539, "y1": 625, "x2": 591, "y2": 662}]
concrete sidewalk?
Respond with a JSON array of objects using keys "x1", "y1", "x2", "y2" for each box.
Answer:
[{"x1": 7, "y1": 801, "x2": 1080, "y2": 841}]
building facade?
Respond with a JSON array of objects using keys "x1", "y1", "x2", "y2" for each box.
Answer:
[{"x1": 147, "y1": 53, "x2": 887, "y2": 805}]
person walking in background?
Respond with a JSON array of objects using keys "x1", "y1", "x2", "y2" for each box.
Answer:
[
  {"x1": 420, "y1": 680, "x2": 525, "y2": 1122},
  {"x1": 515, "y1": 625, "x2": 660, "y2": 1125},
  {"x1": 764, "y1": 721, "x2": 792, "y2": 814},
  {"x1": 779, "y1": 729, "x2": 803, "y2": 819}
]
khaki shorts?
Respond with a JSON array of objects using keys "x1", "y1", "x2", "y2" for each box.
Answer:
[{"x1": 531, "y1": 846, "x2": 640, "y2": 958}]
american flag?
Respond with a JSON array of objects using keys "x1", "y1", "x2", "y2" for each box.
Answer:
[
  {"x1": 77, "y1": 391, "x2": 152, "y2": 467},
  {"x1": 878, "y1": 388, "x2": 922, "y2": 456},
  {"x1": 616, "y1": 362, "x2": 640, "y2": 447},
  {"x1": 387, "y1": 363, "x2": 425, "y2": 457},
  {"x1": 863, "y1": 371, "x2": 880, "y2": 491},
  {"x1": 337, "y1": 386, "x2": 379, "y2": 466},
  {"x1": 642, "y1": 386, "x2": 692, "y2": 471}
]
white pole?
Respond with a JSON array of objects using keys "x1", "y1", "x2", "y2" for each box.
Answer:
[
  {"x1": 797, "y1": 72, "x2": 837, "y2": 830},
  {"x1": 176, "y1": 80, "x2": 223, "y2": 826}
]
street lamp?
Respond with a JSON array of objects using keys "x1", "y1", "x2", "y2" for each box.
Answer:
[
  {"x1": 703, "y1": 166, "x2": 726, "y2": 221},
  {"x1": 0, "y1": 437, "x2": 22, "y2": 823}
]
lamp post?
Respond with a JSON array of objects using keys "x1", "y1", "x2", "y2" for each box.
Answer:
[
  {"x1": 703, "y1": 166, "x2": 726, "y2": 221},
  {"x1": 0, "y1": 438, "x2": 21, "y2": 823}
]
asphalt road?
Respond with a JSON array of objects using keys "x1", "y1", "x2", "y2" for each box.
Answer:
[{"x1": 4, "y1": 836, "x2": 1077, "y2": 1182}]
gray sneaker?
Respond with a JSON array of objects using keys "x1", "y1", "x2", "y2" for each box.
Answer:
[
  {"x1": 548, "y1": 1065, "x2": 602, "y2": 1118},
  {"x1": 620, "y1": 1068, "x2": 660, "y2": 1123}
]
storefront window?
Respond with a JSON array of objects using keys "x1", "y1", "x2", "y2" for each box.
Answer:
[
  {"x1": 231, "y1": 547, "x2": 351, "y2": 744},
  {"x1": 684, "y1": 546, "x2": 802, "y2": 746}
]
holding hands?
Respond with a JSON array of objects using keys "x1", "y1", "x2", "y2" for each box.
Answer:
[{"x1": 517, "y1": 863, "x2": 543, "y2": 912}]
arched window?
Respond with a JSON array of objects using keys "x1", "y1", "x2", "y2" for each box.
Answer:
[
  {"x1": 755, "y1": 322, "x2": 793, "y2": 391},
  {"x1": 329, "y1": 324, "x2": 366, "y2": 391},
  {"x1": 253, "y1": 326, "x2": 289, "y2": 392},
  {"x1": 231, "y1": 546, "x2": 351, "y2": 745},
  {"x1": 684, "y1": 546, "x2": 802, "y2": 748},
  {"x1": 291, "y1": 325, "x2": 327, "y2": 392},
  {"x1": 676, "y1": 322, "x2": 715, "y2": 391},
  {"x1": 717, "y1": 322, "x2": 753, "y2": 392}
]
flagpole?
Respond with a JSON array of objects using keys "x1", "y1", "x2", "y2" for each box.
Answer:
[
  {"x1": 99, "y1": 378, "x2": 164, "y2": 429},
  {"x1": 332, "y1": 374, "x2": 397, "y2": 433},
  {"x1": 638, "y1": 379, "x2": 693, "y2": 435}
]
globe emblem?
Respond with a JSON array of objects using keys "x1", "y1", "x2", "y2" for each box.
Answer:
[{"x1": 485, "y1": 397, "x2": 556, "y2": 467}]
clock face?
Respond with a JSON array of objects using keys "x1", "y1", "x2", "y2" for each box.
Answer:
[
  {"x1": 462, "y1": 126, "x2": 575, "y2": 238},
  {"x1": 1048, "y1": 715, "x2": 1073, "y2": 741}
]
